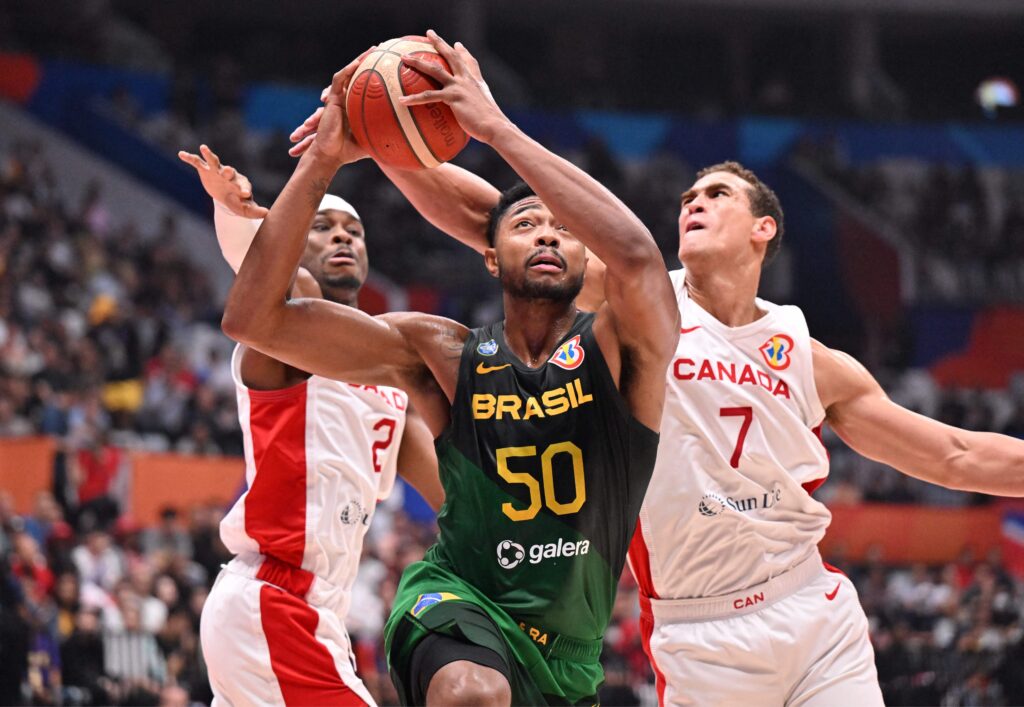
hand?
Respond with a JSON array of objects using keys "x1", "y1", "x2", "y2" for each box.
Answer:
[
  {"x1": 398, "y1": 29, "x2": 509, "y2": 144},
  {"x1": 177, "y1": 145, "x2": 269, "y2": 218},
  {"x1": 290, "y1": 49, "x2": 375, "y2": 161}
]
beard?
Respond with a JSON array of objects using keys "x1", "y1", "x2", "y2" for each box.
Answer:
[
  {"x1": 318, "y1": 272, "x2": 363, "y2": 303},
  {"x1": 499, "y1": 266, "x2": 584, "y2": 303}
]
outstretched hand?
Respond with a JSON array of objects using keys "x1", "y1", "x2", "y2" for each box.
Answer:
[
  {"x1": 289, "y1": 49, "x2": 374, "y2": 161},
  {"x1": 177, "y1": 145, "x2": 269, "y2": 218},
  {"x1": 398, "y1": 29, "x2": 509, "y2": 144}
]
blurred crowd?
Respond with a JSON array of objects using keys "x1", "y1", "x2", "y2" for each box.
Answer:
[
  {"x1": 797, "y1": 138, "x2": 1024, "y2": 305},
  {"x1": 0, "y1": 138, "x2": 242, "y2": 459}
]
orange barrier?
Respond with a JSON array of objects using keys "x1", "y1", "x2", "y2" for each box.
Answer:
[
  {"x1": 0, "y1": 436, "x2": 56, "y2": 513},
  {"x1": 129, "y1": 453, "x2": 244, "y2": 526},
  {"x1": 0, "y1": 438, "x2": 1013, "y2": 557},
  {"x1": 821, "y1": 504, "x2": 1003, "y2": 564}
]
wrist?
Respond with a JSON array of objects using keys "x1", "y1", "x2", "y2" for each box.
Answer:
[
  {"x1": 484, "y1": 118, "x2": 522, "y2": 151},
  {"x1": 305, "y1": 143, "x2": 346, "y2": 171}
]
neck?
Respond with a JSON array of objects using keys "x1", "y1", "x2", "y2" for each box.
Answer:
[
  {"x1": 682, "y1": 257, "x2": 764, "y2": 327},
  {"x1": 501, "y1": 295, "x2": 578, "y2": 367},
  {"x1": 322, "y1": 285, "x2": 359, "y2": 308}
]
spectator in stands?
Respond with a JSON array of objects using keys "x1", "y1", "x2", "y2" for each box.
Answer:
[
  {"x1": 101, "y1": 597, "x2": 165, "y2": 705},
  {"x1": 141, "y1": 506, "x2": 192, "y2": 560},
  {"x1": 72, "y1": 528, "x2": 124, "y2": 596}
]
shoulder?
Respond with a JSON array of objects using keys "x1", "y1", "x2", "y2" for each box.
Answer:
[
  {"x1": 811, "y1": 339, "x2": 879, "y2": 412},
  {"x1": 379, "y1": 312, "x2": 470, "y2": 352}
]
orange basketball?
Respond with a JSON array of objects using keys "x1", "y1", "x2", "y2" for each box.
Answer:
[{"x1": 346, "y1": 36, "x2": 470, "y2": 170}]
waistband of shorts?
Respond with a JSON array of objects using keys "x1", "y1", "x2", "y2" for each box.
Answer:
[
  {"x1": 641, "y1": 551, "x2": 824, "y2": 622},
  {"x1": 224, "y1": 554, "x2": 345, "y2": 613},
  {"x1": 512, "y1": 618, "x2": 604, "y2": 662}
]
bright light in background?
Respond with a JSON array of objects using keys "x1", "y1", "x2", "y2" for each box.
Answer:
[{"x1": 976, "y1": 77, "x2": 1019, "y2": 117}]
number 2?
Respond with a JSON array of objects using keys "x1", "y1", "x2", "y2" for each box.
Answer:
[
  {"x1": 371, "y1": 418, "x2": 397, "y2": 473},
  {"x1": 719, "y1": 407, "x2": 753, "y2": 468}
]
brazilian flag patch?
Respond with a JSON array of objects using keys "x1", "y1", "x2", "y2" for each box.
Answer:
[{"x1": 410, "y1": 592, "x2": 461, "y2": 618}]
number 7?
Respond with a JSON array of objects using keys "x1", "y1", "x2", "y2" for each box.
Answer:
[{"x1": 719, "y1": 407, "x2": 753, "y2": 469}]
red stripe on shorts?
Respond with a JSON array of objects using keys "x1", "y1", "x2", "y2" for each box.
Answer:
[
  {"x1": 630, "y1": 521, "x2": 667, "y2": 704},
  {"x1": 259, "y1": 585, "x2": 366, "y2": 706},
  {"x1": 638, "y1": 595, "x2": 667, "y2": 706},
  {"x1": 627, "y1": 519, "x2": 659, "y2": 600},
  {"x1": 244, "y1": 383, "x2": 309, "y2": 566}
]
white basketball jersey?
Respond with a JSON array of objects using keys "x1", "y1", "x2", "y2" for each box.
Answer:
[
  {"x1": 220, "y1": 345, "x2": 407, "y2": 620},
  {"x1": 630, "y1": 269, "x2": 831, "y2": 600}
]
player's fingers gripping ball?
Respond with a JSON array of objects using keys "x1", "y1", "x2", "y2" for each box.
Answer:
[{"x1": 346, "y1": 36, "x2": 470, "y2": 170}]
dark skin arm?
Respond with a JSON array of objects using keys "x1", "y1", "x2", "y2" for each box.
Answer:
[
  {"x1": 397, "y1": 404, "x2": 444, "y2": 511},
  {"x1": 401, "y1": 31, "x2": 678, "y2": 430},
  {"x1": 291, "y1": 107, "x2": 609, "y2": 311},
  {"x1": 221, "y1": 61, "x2": 466, "y2": 436}
]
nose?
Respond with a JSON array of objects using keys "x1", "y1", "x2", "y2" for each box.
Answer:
[
  {"x1": 534, "y1": 226, "x2": 560, "y2": 248},
  {"x1": 684, "y1": 197, "x2": 706, "y2": 215},
  {"x1": 331, "y1": 228, "x2": 352, "y2": 244}
]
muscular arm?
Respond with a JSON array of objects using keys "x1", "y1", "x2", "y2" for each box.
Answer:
[
  {"x1": 380, "y1": 162, "x2": 497, "y2": 254},
  {"x1": 397, "y1": 405, "x2": 444, "y2": 511},
  {"x1": 814, "y1": 340, "x2": 1024, "y2": 496},
  {"x1": 402, "y1": 34, "x2": 677, "y2": 428},
  {"x1": 222, "y1": 68, "x2": 462, "y2": 433},
  {"x1": 488, "y1": 122, "x2": 678, "y2": 426}
]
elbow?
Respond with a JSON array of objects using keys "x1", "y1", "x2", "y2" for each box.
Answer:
[
  {"x1": 614, "y1": 233, "x2": 662, "y2": 276},
  {"x1": 220, "y1": 307, "x2": 251, "y2": 344},
  {"x1": 221, "y1": 299, "x2": 274, "y2": 346}
]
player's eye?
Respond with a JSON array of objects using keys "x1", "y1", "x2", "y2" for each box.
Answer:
[
  {"x1": 556, "y1": 224, "x2": 569, "y2": 232},
  {"x1": 348, "y1": 229, "x2": 363, "y2": 238},
  {"x1": 515, "y1": 220, "x2": 532, "y2": 229}
]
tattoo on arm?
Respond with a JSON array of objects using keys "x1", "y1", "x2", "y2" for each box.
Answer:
[
  {"x1": 308, "y1": 177, "x2": 330, "y2": 208},
  {"x1": 442, "y1": 327, "x2": 465, "y2": 360}
]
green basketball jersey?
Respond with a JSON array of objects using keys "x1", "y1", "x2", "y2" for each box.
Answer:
[{"x1": 427, "y1": 312, "x2": 659, "y2": 645}]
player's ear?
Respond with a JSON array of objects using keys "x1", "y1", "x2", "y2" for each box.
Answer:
[
  {"x1": 751, "y1": 215, "x2": 776, "y2": 245},
  {"x1": 484, "y1": 247, "x2": 500, "y2": 278}
]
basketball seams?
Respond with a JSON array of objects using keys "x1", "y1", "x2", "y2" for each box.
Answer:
[
  {"x1": 347, "y1": 36, "x2": 466, "y2": 170},
  {"x1": 398, "y1": 60, "x2": 447, "y2": 165},
  {"x1": 381, "y1": 58, "x2": 440, "y2": 168},
  {"x1": 358, "y1": 49, "x2": 429, "y2": 169}
]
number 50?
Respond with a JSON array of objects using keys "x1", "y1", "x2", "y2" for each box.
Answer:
[{"x1": 497, "y1": 442, "x2": 586, "y2": 521}]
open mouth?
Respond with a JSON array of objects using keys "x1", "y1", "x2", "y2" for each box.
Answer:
[
  {"x1": 685, "y1": 222, "x2": 706, "y2": 234},
  {"x1": 527, "y1": 251, "x2": 566, "y2": 273}
]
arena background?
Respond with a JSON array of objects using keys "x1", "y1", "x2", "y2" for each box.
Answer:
[{"x1": 2, "y1": 0, "x2": 1024, "y2": 704}]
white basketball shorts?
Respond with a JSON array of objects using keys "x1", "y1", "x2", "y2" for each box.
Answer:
[
  {"x1": 640, "y1": 552, "x2": 884, "y2": 706},
  {"x1": 200, "y1": 568, "x2": 374, "y2": 706}
]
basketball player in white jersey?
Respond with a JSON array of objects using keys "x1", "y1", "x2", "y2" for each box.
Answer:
[
  {"x1": 179, "y1": 145, "x2": 443, "y2": 706},
  {"x1": 291, "y1": 97, "x2": 1024, "y2": 702}
]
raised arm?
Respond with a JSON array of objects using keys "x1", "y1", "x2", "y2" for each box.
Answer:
[
  {"x1": 401, "y1": 31, "x2": 677, "y2": 425},
  {"x1": 289, "y1": 80, "x2": 610, "y2": 311},
  {"x1": 178, "y1": 145, "x2": 268, "y2": 272},
  {"x1": 221, "y1": 63, "x2": 461, "y2": 433},
  {"x1": 813, "y1": 340, "x2": 1024, "y2": 496}
]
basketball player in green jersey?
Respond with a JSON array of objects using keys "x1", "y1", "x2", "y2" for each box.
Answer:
[{"x1": 223, "y1": 32, "x2": 678, "y2": 706}]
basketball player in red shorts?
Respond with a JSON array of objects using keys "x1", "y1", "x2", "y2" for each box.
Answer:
[
  {"x1": 292, "y1": 102, "x2": 1024, "y2": 704},
  {"x1": 179, "y1": 144, "x2": 442, "y2": 706}
]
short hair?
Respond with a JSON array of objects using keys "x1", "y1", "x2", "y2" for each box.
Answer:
[
  {"x1": 695, "y1": 161, "x2": 784, "y2": 263},
  {"x1": 486, "y1": 182, "x2": 537, "y2": 247}
]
